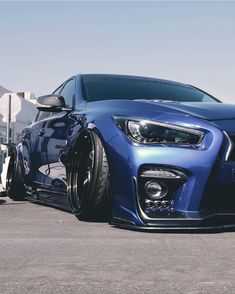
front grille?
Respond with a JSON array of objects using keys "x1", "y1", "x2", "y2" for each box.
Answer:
[
  {"x1": 228, "y1": 134, "x2": 235, "y2": 162},
  {"x1": 200, "y1": 148, "x2": 235, "y2": 211},
  {"x1": 200, "y1": 184, "x2": 235, "y2": 211}
]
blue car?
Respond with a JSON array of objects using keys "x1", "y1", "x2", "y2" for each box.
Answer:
[{"x1": 6, "y1": 74, "x2": 235, "y2": 231}]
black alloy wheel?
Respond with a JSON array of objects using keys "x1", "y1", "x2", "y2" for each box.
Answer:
[
  {"x1": 67, "y1": 131, "x2": 110, "y2": 220},
  {"x1": 6, "y1": 152, "x2": 26, "y2": 201}
]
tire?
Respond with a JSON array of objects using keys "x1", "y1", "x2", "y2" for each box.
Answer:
[
  {"x1": 6, "y1": 152, "x2": 26, "y2": 201},
  {"x1": 67, "y1": 131, "x2": 110, "y2": 220}
]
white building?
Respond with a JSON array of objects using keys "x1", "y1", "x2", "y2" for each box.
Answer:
[
  {"x1": 0, "y1": 92, "x2": 37, "y2": 143},
  {"x1": 0, "y1": 90, "x2": 38, "y2": 173}
]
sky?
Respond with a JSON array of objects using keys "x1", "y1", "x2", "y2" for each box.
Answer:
[{"x1": 0, "y1": 1, "x2": 235, "y2": 103}]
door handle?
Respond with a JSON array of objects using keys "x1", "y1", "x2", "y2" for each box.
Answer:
[{"x1": 38, "y1": 128, "x2": 45, "y2": 137}]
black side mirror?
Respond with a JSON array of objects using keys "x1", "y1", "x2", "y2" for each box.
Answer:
[{"x1": 36, "y1": 95, "x2": 66, "y2": 112}]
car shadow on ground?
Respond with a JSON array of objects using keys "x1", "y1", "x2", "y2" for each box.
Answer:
[
  {"x1": 6, "y1": 197, "x2": 235, "y2": 232},
  {"x1": 0, "y1": 196, "x2": 30, "y2": 206},
  {"x1": 28, "y1": 199, "x2": 109, "y2": 223}
]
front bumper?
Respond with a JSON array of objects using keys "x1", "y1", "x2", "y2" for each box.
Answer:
[
  {"x1": 111, "y1": 175, "x2": 235, "y2": 231},
  {"x1": 111, "y1": 212, "x2": 235, "y2": 231},
  {"x1": 106, "y1": 116, "x2": 235, "y2": 231}
]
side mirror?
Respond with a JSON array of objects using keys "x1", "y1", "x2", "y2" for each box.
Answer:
[{"x1": 36, "y1": 95, "x2": 66, "y2": 112}]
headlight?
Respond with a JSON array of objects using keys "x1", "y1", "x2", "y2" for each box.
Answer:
[{"x1": 113, "y1": 116, "x2": 204, "y2": 145}]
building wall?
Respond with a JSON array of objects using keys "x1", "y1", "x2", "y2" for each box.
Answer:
[
  {"x1": 0, "y1": 92, "x2": 37, "y2": 144},
  {"x1": 0, "y1": 92, "x2": 38, "y2": 174}
]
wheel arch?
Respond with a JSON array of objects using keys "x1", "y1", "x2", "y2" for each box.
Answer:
[{"x1": 64, "y1": 125, "x2": 112, "y2": 169}]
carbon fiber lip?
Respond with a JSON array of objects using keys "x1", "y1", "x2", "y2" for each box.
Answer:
[{"x1": 111, "y1": 215, "x2": 235, "y2": 232}]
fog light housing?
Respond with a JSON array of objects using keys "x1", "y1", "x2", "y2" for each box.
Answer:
[{"x1": 145, "y1": 181, "x2": 168, "y2": 200}]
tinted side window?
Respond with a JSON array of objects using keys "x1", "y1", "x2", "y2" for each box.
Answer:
[
  {"x1": 59, "y1": 79, "x2": 75, "y2": 108},
  {"x1": 34, "y1": 111, "x2": 51, "y2": 122}
]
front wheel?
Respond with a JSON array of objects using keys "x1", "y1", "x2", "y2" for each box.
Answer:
[{"x1": 67, "y1": 131, "x2": 110, "y2": 220}]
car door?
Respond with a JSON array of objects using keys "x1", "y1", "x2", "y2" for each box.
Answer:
[
  {"x1": 36, "y1": 78, "x2": 77, "y2": 197},
  {"x1": 20, "y1": 110, "x2": 52, "y2": 187}
]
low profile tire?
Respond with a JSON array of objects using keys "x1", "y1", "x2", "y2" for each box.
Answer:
[
  {"x1": 6, "y1": 152, "x2": 26, "y2": 201},
  {"x1": 67, "y1": 131, "x2": 110, "y2": 220}
]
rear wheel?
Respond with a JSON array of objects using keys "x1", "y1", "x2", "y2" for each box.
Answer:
[
  {"x1": 67, "y1": 131, "x2": 110, "y2": 220},
  {"x1": 6, "y1": 152, "x2": 26, "y2": 201}
]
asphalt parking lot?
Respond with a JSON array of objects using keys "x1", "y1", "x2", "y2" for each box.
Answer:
[{"x1": 0, "y1": 197, "x2": 234, "y2": 294}]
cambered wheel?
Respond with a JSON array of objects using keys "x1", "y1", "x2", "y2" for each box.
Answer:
[
  {"x1": 6, "y1": 152, "x2": 26, "y2": 201},
  {"x1": 67, "y1": 131, "x2": 110, "y2": 220}
]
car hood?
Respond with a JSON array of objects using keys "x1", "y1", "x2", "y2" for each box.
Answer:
[
  {"x1": 88, "y1": 100, "x2": 235, "y2": 121},
  {"x1": 136, "y1": 101, "x2": 235, "y2": 121}
]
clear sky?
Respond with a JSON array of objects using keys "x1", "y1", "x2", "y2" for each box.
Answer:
[{"x1": 0, "y1": 1, "x2": 235, "y2": 103}]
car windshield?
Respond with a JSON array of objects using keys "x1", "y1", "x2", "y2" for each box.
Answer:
[{"x1": 82, "y1": 74, "x2": 220, "y2": 103}]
